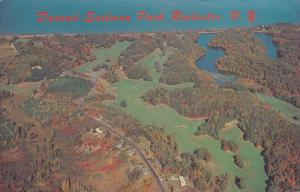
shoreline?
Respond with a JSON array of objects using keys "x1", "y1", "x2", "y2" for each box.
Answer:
[{"x1": 0, "y1": 27, "x2": 272, "y2": 38}]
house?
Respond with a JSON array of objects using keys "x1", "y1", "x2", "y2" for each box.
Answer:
[
  {"x1": 141, "y1": 166, "x2": 150, "y2": 175},
  {"x1": 179, "y1": 176, "x2": 186, "y2": 187},
  {"x1": 89, "y1": 128, "x2": 105, "y2": 138},
  {"x1": 167, "y1": 175, "x2": 178, "y2": 181},
  {"x1": 127, "y1": 149, "x2": 135, "y2": 156},
  {"x1": 115, "y1": 139, "x2": 125, "y2": 149},
  {"x1": 95, "y1": 128, "x2": 104, "y2": 134},
  {"x1": 32, "y1": 65, "x2": 43, "y2": 70}
]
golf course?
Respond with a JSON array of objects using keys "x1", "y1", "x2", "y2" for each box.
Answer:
[{"x1": 97, "y1": 43, "x2": 268, "y2": 192}]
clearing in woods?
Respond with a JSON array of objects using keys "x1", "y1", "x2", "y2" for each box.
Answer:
[
  {"x1": 74, "y1": 41, "x2": 131, "y2": 73},
  {"x1": 256, "y1": 93, "x2": 300, "y2": 125}
]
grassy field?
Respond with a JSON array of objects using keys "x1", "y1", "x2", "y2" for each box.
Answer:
[
  {"x1": 256, "y1": 93, "x2": 300, "y2": 124},
  {"x1": 220, "y1": 127, "x2": 268, "y2": 192},
  {"x1": 48, "y1": 76, "x2": 92, "y2": 98},
  {"x1": 103, "y1": 48, "x2": 267, "y2": 191},
  {"x1": 74, "y1": 41, "x2": 131, "y2": 73},
  {"x1": 0, "y1": 82, "x2": 41, "y2": 95}
]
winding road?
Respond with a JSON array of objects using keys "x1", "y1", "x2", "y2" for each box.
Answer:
[
  {"x1": 65, "y1": 63, "x2": 166, "y2": 191},
  {"x1": 84, "y1": 112, "x2": 166, "y2": 192}
]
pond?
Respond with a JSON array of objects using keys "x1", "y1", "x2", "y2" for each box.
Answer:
[
  {"x1": 255, "y1": 33, "x2": 278, "y2": 59},
  {"x1": 197, "y1": 34, "x2": 236, "y2": 84},
  {"x1": 197, "y1": 32, "x2": 278, "y2": 84}
]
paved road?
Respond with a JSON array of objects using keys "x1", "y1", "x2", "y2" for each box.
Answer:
[
  {"x1": 84, "y1": 112, "x2": 166, "y2": 192},
  {"x1": 64, "y1": 56, "x2": 168, "y2": 191}
]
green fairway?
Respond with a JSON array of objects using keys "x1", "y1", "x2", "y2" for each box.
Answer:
[
  {"x1": 107, "y1": 48, "x2": 198, "y2": 152},
  {"x1": 220, "y1": 127, "x2": 268, "y2": 192},
  {"x1": 48, "y1": 76, "x2": 92, "y2": 98},
  {"x1": 104, "y1": 48, "x2": 267, "y2": 191},
  {"x1": 256, "y1": 93, "x2": 300, "y2": 124},
  {"x1": 74, "y1": 41, "x2": 131, "y2": 73}
]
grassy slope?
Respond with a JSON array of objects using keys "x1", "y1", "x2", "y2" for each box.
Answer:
[
  {"x1": 106, "y1": 48, "x2": 267, "y2": 191},
  {"x1": 256, "y1": 93, "x2": 300, "y2": 125},
  {"x1": 74, "y1": 41, "x2": 131, "y2": 73},
  {"x1": 0, "y1": 82, "x2": 41, "y2": 95},
  {"x1": 220, "y1": 127, "x2": 267, "y2": 192},
  {"x1": 48, "y1": 76, "x2": 92, "y2": 98}
]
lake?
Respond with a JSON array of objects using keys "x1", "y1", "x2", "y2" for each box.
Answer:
[
  {"x1": 0, "y1": 0, "x2": 300, "y2": 34},
  {"x1": 197, "y1": 32, "x2": 278, "y2": 84},
  {"x1": 255, "y1": 33, "x2": 278, "y2": 59},
  {"x1": 197, "y1": 34, "x2": 236, "y2": 84}
]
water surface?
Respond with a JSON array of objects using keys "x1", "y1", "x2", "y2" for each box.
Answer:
[
  {"x1": 255, "y1": 33, "x2": 278, "y2": 59},
  {"x1": 197, "y1": 34, "x2": 235, "y2": 84},
  {"x1": 0, "y1": 0, "x2": 299, "y2": 34}
]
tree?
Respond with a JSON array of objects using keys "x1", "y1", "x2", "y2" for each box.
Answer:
[
  {"x1": 127, "y1": 168, "x2": 143, "y2": 182},
  {"x1": 143, "y1": 74, "x2": 153, "y2": 81},
  {"x1": 234, "y1": 155, "x2": 245, "y2": 169},
  {"x1": 120, "y1": 100, "x2": 127, "y2": 108},
  {"x1": 92, "y1": 64, "x2": 101, "y2": 71},
  {"x1": 194, "y1": 147, "x2": 212, "y2": 162},
  {"x1": 155, "y1": 62, "x2": 162, "y2": 72},
  {"x1": 235, "y1": 176, "x2": 246, "y2": 189}
]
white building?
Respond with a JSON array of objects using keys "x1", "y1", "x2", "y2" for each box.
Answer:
[{"x1": 179, "y1": 176, "x2": 186, "y2": 187}]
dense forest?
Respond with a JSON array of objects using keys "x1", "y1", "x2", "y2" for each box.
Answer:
[
  {"x1": 209, "y1": 24, "x2": 300, "y2": 108},
  {"x1": 157, "y1": 32, "x2": 209, "y2": 85},
  {"x1": 118, "y1": 38, "x2": 156, "y2": 80},
  {"x1": 145, "y1": 126, "x2": 229, "y2": 191},
  {"x1": 0, "y1": 94, "x2": 96, "y2": 191},
  {"x1": 0, "y1": 40, "x2": 71, "y2": 83},
  {"x1": 0, "y1": 93, "x2": 133, "y2": 190},
  {"x1": 118, "y1": 32, "x2": 211, "y2": 85},
  {"x1": 104, "y1": 107, "x2": 230, "y2": 191},
  {"x1": 141, "y1": 85, "x2": 300, "y2": 191}
]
